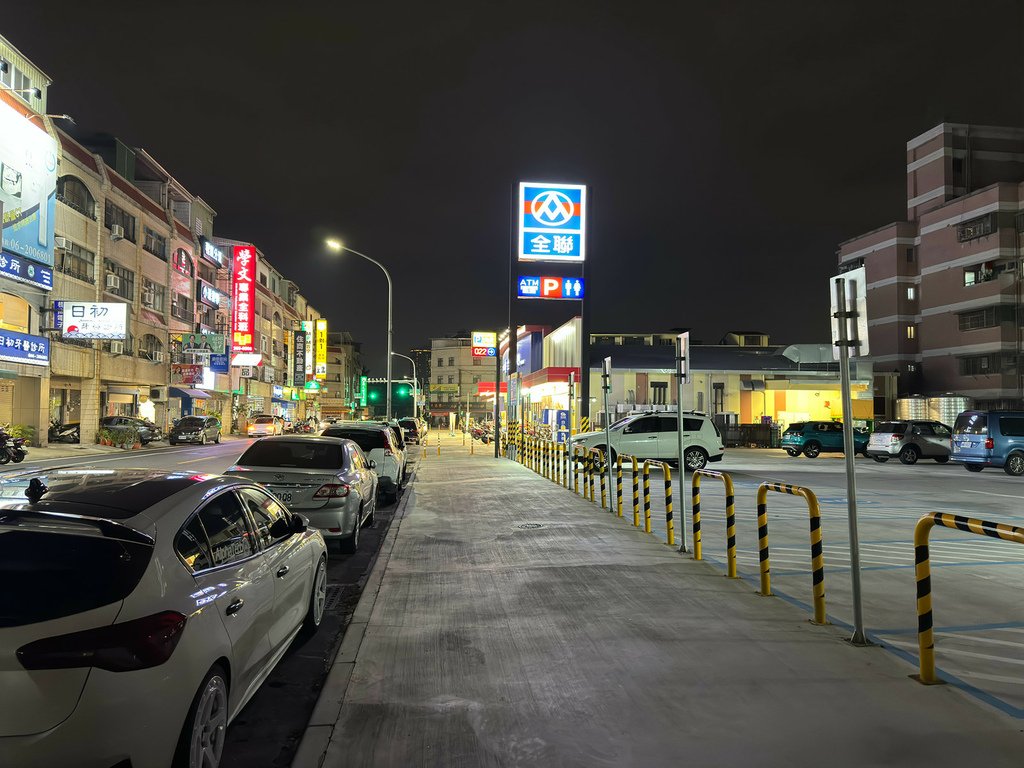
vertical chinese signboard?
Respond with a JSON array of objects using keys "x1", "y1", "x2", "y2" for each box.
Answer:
[
  {"x1": 359, "y1": 375, "x2": 368, "y2": 406},
  {"x1": 230, "y1": 245, "x2": 257, "y2": 365},
  {"x1": 293, "y1": 328, "x2": 307, "y2": 387},
  {"x1": 301, "y1": 320, "x2": 314, "y2": 377},
  {"x1": 315, "y1": 319, "x2": 327, "y2": 380}
]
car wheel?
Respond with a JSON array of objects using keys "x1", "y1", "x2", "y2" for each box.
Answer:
[
  {"x1": 899, "y1": 446, "x2": 919, "y2": 465},
  {"x1": 934, "y1": 456, "x2": 949, "y2": 464},
  {"x1": 201, "y1": 433, "x2": 207, "y2": 446},
  {"x1": 596, "y1": 445, "x2": 617, "y2": 465},
  {"x1": 1004, "y1": 452, "x2": 1024, "y2": 477},
  {"x1": 785, "y1": 448, "x2": 800, "y2": 457},
  {"x1": 214, "y1": 433, "x2": 220, "y2": 444},
  {"x1": 872, "y1": 455, "x2": 889, "y2": 463},
  {"x1": 303, "y1": 556, "x2": 328, "y2": 632},
  {"x1": 169, "y1": 440, "x2": 177, "y2": 446},
  {"x1": 965, "y1": 464, "x2": 984, "y2": 473},
  {"x1": 174, "y1": 664, "x2": 229, "y2": 768},
  {"x1": 803, "y1": 441, "x2": 821, "y2": 459},
  {"x1": 340, "y1": 511, "x2": 361, "y2": 554},
  {"x1": 683, "y1": 447, "x2": 708, "y2": 471}
]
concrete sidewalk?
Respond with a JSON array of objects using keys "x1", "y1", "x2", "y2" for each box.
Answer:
[{"x1": 295, "y1": 434, "x2": 1024, "y2": 768}]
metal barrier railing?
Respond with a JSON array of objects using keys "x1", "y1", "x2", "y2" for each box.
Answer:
[
  {"x1": 756, "y1": 482, "x2": 826, "y2": 624},
  {"x1": 641, "y1": 460, "x2": 674, "y2": 546},
  {"x1": 691, "y1": 470, "x2": 737, "y2": 578},
  {"x1": 912, "y1": 512, "x2": 1024, "y2": 684}
]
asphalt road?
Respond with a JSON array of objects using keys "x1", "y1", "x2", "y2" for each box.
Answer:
[
  {"x1": 622, "y1": 448, "x2": 1024, "y2": 718},
  {"x1": 2, "y1": 438, "x2": 413, "y2": 768}
]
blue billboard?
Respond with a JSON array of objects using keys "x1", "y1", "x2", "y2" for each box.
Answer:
[
  {"x1": 518, "y1": 182, "x2": 587, "y2": 262},
  {"x1": 0, "y1": 328, "x2": 49, "y2": 366}
]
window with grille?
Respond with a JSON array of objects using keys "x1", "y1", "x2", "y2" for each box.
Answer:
[
  {"x1": 143, "y1": 228, "x2": 167, "y2": 260},
  {"x1": 956, "y1": 213, "x2": 996, "y2": 243},
  {"x1": 171, "y1": 293, "x2": 193, "y2": 322},
  {"x1": 104, "y1": 200, "x2": 137, "y2": 243},
  {"x1": 142, "y1": 279, "x2": 166, "y2": 312},
  {"x1": 958, "y1": 307, "x2": 999, "y2": 331},
  {"x1": 56, "y1": 176, "x2": 96, "y2": 219},
  {"x1": 138, "y1": 334, "x2": 163, "y2": 361},
  {"x1": 58, "y1": 241, "x2": 95, "y2": 283},
  {"x1": 104, "y1": 259, "x2": 134, "y2": 301}
]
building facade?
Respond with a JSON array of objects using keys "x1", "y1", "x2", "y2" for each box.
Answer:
[
  {"x1": 428, "y1": 336, "x2": 494, "y2": 425},
  {"x1": 838, "y1": 122, "x2": 1024, "y2": 409}
]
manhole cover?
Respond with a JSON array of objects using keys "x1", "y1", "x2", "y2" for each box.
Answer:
[
  {"x1": 324, "y1": 585, "x2": 344, "y2": 612},
  {"x1": 517, "y1": 523, "x2": 543, "y2": 530}
]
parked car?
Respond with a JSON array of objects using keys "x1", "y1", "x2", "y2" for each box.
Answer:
[
  {"x1": 226, "y1": 436, "x2": 377, "y2": 552},
  {"x1": 169, "y1": 415, "x2": 222, "y2": 446},
  {"x1": 99, "y1": 416, "x2": 159, "y2": 445},
  {"x1": 781, "y1": 421, "x2": 869, "y2": 458},
  {"x1": 321, "y1": 422, "x2": 406, "y2": 501},
  {"x1": 247, "y1": 414, "x2": 284, "y2": 437},
  {"x1": 951, "y1": 410, "x2": 1024, "y2": 475},
  {"x1": 569, "y1": 411, "x2": 724, "y2": 471},
  {"x1": 0, "y1": 468, "x2": 326, "y2": 768},
  {"x1": 380, "y1": 419, "x2": 408, "y2": 451},
  {"x1": 399, "y1": 417, "x2": 421, "y2": 444},
  {"x1": 866, "y1": 420, "x2": 952, "y2": 464}
]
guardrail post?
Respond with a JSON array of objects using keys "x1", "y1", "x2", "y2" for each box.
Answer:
[
  {"x1": 615, "y1": 455, "x2": 623, "y2": 518},
  {"x1": 573, "y1": 446, "x2": 581, "y2": 495},
  {"x1": 754, "y1": 484, "x2": 772, "y2": 596},
  {"x1": 661, "y1": 462, "x2": 674, "y2": 546},
  {"x1": 629, "y1": 456, "x2": 639, "y2": 527},
  {"x1": 911, "y1": 512, "x2": 1024, "y2": 684},
  {"x1": 437, "y1": 433, "x2": 441, "y2": 456},
  {"x1": 642, "y1": 460, "x2": 652, "y2": 533},
  {"x1": 691, "y1": 472, "x2": 702, "y2": 560},
  {"x1": 597, "y1": 450, "x2": 607, "y2": 509}
]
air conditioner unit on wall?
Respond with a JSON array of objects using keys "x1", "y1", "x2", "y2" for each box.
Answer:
[
  {"x1": 110, "y1": 224, "x2": 125, "y2": 241},
  {"x1": 153, "y1": 351, "x2": 165, "y2": 363},
  {"x1": 110, "y1": 341, "x2": 124, "y2": 355},
  {"x1": 105, "y1": 273, "x2": 121, "y2": 290},
  {"x1": 54, "y1": 236, "x2": 70, "y2": 250},
  {"x1": 150, "y1": 386, "x2": 168, "y2": 401},
  {"x1": 142, "y1": 291, "x2": 155, "y2": 308}
]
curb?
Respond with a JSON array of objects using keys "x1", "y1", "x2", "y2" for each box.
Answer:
[{"x1": 290, "y1": 461, "x2": 418, "y2": 768}]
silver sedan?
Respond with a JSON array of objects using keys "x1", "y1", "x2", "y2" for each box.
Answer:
[{"x1": 226, "y1": 436, "x2": 378, "y2": 553}]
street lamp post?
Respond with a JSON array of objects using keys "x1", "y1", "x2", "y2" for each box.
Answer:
[
  {"x1": 391, "y1": 352, "x2": 418, "y2": 420},
  {"x1": 325, "y1": 240, "x2": 393, "y2": 420}
]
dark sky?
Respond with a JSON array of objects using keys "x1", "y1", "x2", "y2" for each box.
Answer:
[{"x1": 8, "y1": 2, "x2": 1023, "y2": 373}]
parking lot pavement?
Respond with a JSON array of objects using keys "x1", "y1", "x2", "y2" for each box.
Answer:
[
  {"x1": 296, "y1": 444, "x2": 1024, "y2": 767},
  {"x1": 607, "y1": 448, "x2": 1024, "y2": 717}
]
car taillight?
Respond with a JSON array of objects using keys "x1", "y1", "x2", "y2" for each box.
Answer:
[
  {"x1": 383, "y1": 449, "x2": 394, "y2": 456},
  {"x1": 985, "y1": 437, "x2": 994, "y2": 450},
  {"x1": 890, "y1": 435, "x2": 900, "y2": 443},
  {"x1": 314, "y1": 483, "x2": 350, "y2": 498},
  {"x1": 17, "y1": 611, "x2": 187, "y2": 672}
]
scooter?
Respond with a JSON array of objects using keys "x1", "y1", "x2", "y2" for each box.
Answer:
[
  {"x1": 48, "y1": 419, "x2": 80, "y2": 444},
  {"x1": 0, "y1": 427, "x2": 25, "y2": 464}
]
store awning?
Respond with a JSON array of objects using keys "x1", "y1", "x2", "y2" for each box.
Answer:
[
  {"x1": 170, "y1": 387, "x2": 211, "y2": 400},
  {"x1": 0, "y1": 370, "x2": 18, "y2": 380}
]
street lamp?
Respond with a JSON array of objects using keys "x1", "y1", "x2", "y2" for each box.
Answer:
[
  {"x1": 325, "y1": 239, "x2": 393, "y2": 419},
  {"x1": 391, "y1": 352, "x2": 418, "y2": 420}
]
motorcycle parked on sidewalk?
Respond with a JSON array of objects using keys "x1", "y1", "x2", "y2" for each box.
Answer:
[
  {"x1": 48, "y1": 418, "x2": 81, "y2": 444},
  {"x1": 0, "y1": 426, "x2": 27, "y2": 464}
]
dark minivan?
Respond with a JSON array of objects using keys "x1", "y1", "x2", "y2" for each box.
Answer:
[{"x1": 951, "y1": 410, "x2": 1024, "y2": 475}]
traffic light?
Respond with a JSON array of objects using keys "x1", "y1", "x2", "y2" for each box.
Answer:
[{"x1": 397, "y1": 385, "x2": 411, "y2": 398}]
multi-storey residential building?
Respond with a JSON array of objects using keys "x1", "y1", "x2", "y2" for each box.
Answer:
[
  {"x1": 321, "y1": 331, "x2": 362, "y2": 419},
  {"x1": 838, "y1": 123, "x2": 1024, "y2": 408},
  {"x1": 428, "y1": 336, "x2": 493, "y2": 425}
]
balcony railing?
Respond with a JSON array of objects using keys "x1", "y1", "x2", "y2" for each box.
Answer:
[{"x1": 56, "y1": 193, "x2": 97, "y2": 221}]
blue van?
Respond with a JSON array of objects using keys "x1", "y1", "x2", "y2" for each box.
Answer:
[{"x1": 951, "y1": 410, "x2": 1024, "y2": 476}]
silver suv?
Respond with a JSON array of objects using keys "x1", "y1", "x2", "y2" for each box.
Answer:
[
  {"x1": 569, "y1": 411, "x2": 725, "y2": 471},
  {"x1": 866, "y1": 420, "x2": 952, "y2": 464}
]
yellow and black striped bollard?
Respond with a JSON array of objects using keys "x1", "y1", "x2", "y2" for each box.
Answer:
[
  {"x1": 662, "y1": 462, "x2": 674, "y2": 547},
  {"x1": 758, "y1": 482, "x2": 825, "y2": 623},
  {"x1": 629, "y1": 456, "x2": 639, "y2": 527},
  {"x1": 597, "y1": 451, "x2": 607, "y2": 509},
  {"x1": 691, "y1": 473, "x2": 702, "y2": 560},
  {"x1": 755, "y1": 484, "x2": 772, "y2": 596},
  {"x1": 642, "y1": 460, "x2": 653, "y2": 533},
  {"x1": 615, "y1": 455, "x2": 623, "y2": 518}
]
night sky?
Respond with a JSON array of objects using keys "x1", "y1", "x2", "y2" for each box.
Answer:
[{"x1": 7, "y1": 2, "x2": 1023, "y2": 373}]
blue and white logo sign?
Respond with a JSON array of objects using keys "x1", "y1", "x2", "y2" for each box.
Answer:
[
  {"x1": 0, "y1": 328, "x2": 49, "y2": 366},
  {"x1": 517, "y1": 275, "x2": 584, "y2": 300},
  {"x1": 518, "y1": 181, "x2": 586, "y2": 262}
]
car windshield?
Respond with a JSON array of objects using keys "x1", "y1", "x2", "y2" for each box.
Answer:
[
  {"x1": 177, "y1": 417, "x2": 204, "y2": 429},
  {"x1": 238, "y1": 440, "x2": 344, "y2": 469},
  {"x1": 874, "y1": 422, "x2": 907, "y2": 434},
  {"x1": 608, "y1": 417, "x2": 631, "y2": 432},
  {"x1": 954, "y1": 413, "x2": 987, "y2": 435},
  {"x1": 323, "y1": 428, "x2": 386, "y2": 452},
  {"x1": 0, "y1": 526, "x2": 153, "y2": 627},
  {"x1": 254, "y1": 416, "x2": 274, "y2": 424}
]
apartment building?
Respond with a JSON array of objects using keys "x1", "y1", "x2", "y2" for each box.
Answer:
[
  {"x1": 838, "y1": 123, "x2": 1024, "y2": 408},
  {"x1": 428, "y1": 336, "x2": 493, "y2": 424},
  {"x1": 321, "y1": 331, "x2": 363, "y2": 418}
]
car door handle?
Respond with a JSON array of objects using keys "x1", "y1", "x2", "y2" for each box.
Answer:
[
  {"x1": 225, "y1": 598, "x2": 245, "y2": 615},
  {"x1": 276, "y1": 565, "x2": 290, "y2": 578},
  {"x1": 646, "y1": 436, "x2": 658, "y2": 439}
]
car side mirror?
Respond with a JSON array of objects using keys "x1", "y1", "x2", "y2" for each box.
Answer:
[
  {"x1": 269, "y1": 517, "x2": 292, "y2": 539},
  {"x1": 368, "y1": 459, "x2": 377, "y2": 469},
  {"x1": 290, "y1": 514, "x2": 308, "y2": 534}
]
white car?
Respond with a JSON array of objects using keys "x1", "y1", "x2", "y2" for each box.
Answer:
[
  {"x1": 247, "y1": 414, "x2": 284, "y2": 436},
  {"x1": 0, "y1": 469, "x2": 327, "y2": 768},
  {"x1": 321, "y1": 422, "x2": 406, "y2": 502},
  {"x1": 569, "y1": 410, "x2": 725, "y2": 471}
]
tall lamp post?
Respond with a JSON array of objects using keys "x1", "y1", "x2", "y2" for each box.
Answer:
[
  {"x1": 325, "y1": 239, "x2": 393, "y2": 420},
  {"x1": 391, "y1": 352, "x2": 418, "y2": 420}
]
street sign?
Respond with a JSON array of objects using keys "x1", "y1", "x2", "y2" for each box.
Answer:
[
  {"x1": 359, "y1": 375, "x2": 368, "y2": 405},
  {"x1": 518, "y1": 182, "x2": 587, "y2": 262},
  {"x1": 471, "y1": 346, "x2": 497, "y2": 357},
  {"x1": 472, "y1": 331, "x2": 497, "y2": 347},
  {"x1": 830, "y1": 266, "x2": 869, "y2": 359},
  {"x1": 517, "y1": 275, "x2": 584, "y2": 300},
  {"x1": 676, "y1": 331, "x2": 690, "y2": 384}
]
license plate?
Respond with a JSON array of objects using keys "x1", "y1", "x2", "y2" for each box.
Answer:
[{"x1": 269, "y1": 488, "x2": 293, "y2": 504}]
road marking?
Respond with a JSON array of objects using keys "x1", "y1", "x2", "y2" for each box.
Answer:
[
  {"x1": 936, "y1": 633, "x2": 1024, "y2": 649},
  {"x1": 953, "y1": 671, "x2": 1024, "y2": 685},
  {"x1": 964, "y1": 489, "x2": 1024, "y2": 500},
  {"x1": 885, "y1": 637, "x2": 1024, "y2": 666}
]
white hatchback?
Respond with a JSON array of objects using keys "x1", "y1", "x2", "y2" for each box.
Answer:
[
  {"x1": 321, "y1": 422, "x2": 406, "y2": 502},
  {"x1": 0, "y1": 469, "x2": 327, "y2": 768}
]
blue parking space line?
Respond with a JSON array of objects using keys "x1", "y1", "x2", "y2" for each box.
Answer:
[
  {"x1": 769, "y1": 559, "x2": 1024, "y2": 577},
  {"x1": 695, "y1": 551, "x2": 1024, "y2": 719}
]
